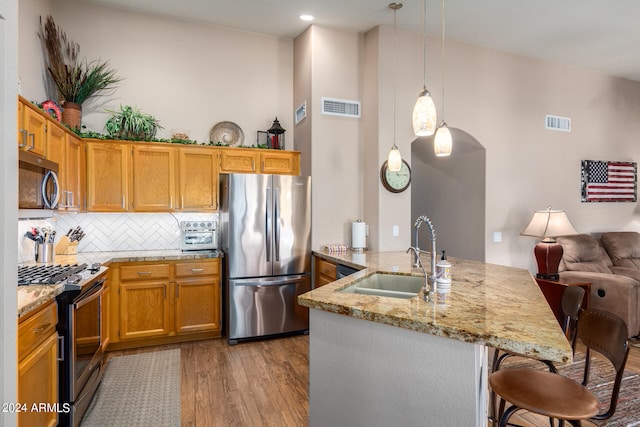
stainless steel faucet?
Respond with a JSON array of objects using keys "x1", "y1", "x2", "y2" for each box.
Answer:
[
  {"x1": 412, "y1": 215, "x2": 437, "y2": 296},
  {"x1": 406, "y1": 246, "x2": 430, "y2": 301}
]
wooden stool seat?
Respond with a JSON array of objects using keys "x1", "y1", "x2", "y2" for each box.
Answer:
[{"x1": 490, "y1": 368, "x2": 599, "y2": 420}]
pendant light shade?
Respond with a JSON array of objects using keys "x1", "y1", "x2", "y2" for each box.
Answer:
[
  {"x1": 412, "y1": 88, "x2": 437, "y2": 136},
  {"x1": 434, "y1": 121, "x2": 452, "y2": 157},
  {"x1": 413, "y1": 0, "x2": 437, "y2": 136},
  {"x1": 388, "y1": 143, "x2": 402, "y2": 171}
]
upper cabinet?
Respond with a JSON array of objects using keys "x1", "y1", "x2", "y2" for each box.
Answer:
[
  {"x1": 132, "y1": 145, "x2": 176, "y2": 211},
  {"x1": 86, "y1": 141, "x2": 130, "y2": 212},
  {"x1": 178, "y1": 147, "x2": 218, "y2": 211},
  {"x1": 218, "y1": 147, "x2": 300, "y2": 175},
  {"x1": 260, "y1": 150, "x2": 300, "y2": 175},
  {"x1": 219, "y1": 149, "x2": 258, "y2": 173},
  {"x1": 18, "y1": 98, "x2": 47, "y2": 156},
  {"x1": 45, "y1": 123, "x2": 85, "y2": 211}
]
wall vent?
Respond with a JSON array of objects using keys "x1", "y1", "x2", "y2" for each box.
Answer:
[
  {"x1": 295, "y1": 101, "x2": 306, "y2": 125},
  {"x1": 545, "y1": 114, "x2": 571, "y2": 132},
  {"x1": 321, "y1": 97, "x2": 361, "y2": 118}
]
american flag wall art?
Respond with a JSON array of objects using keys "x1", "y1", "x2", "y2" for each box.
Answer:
[{"x1": 581, "y1": 160, "x2": 637, "y2": 202}]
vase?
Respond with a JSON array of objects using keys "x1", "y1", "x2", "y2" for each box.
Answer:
[{"x1": 61, "y1": 102, "x2": 82, "y2": 130}]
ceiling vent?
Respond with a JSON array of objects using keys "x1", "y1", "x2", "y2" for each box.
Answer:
[
  {"x1": 545, "y1": 114, "x2": 571, "y2": 132},
  {"x1": 321, "y1": 97, "x2": 361, "y2": 118}
]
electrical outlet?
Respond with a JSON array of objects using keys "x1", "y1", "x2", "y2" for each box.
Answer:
[{"x1": 392, "y1": 225, "x2": 399, "y2": 237}]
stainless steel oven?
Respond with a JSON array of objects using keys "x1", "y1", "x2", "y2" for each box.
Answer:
[{"x1": 56, "y1": 267, "x2": 107, "y2": 427}]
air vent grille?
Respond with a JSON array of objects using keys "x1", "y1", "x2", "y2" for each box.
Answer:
[
  {"x1": 295, "y1": 102, "x2": 306, "y2": 125},
  {"x1": 545, "y1": 114, "x2": 571, "y2": 132},
  {"x1": 321, "y1": 97, "x2": 361, "y2": 118}
]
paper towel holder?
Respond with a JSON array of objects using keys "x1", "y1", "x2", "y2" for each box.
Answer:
[{"x1": 352, "y1": 219, "x2": 367, "y2": 253}]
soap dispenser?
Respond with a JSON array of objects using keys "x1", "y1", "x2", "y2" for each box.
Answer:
[{"x1": 436, "y1": 250, "x2": 451, "y2": 291}]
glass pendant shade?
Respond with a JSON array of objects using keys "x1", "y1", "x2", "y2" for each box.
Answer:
[
  {"x1": 387, "y1": 143, "x2": 402, "y2": 171},
  {"x1": 434, "y1": 122, "x2": 452, "y2": 157},
  {"x1": 413, "y1": 87, "x2": 437, "y2": 136}
]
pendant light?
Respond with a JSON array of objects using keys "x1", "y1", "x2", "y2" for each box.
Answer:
[
  {"x1": 387, "y1": 2, "x2": 403, "y2": 172},
  {"x1": 434, "y1": 0, "x2": 452, "y2": 157},
  {"x1": 412, "y1": 0, "x2": 437, "y2": 136}
]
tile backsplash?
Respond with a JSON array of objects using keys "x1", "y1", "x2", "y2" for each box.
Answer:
[{"x1": 18, "y1": 212, "x2": 217, "y2": 263}]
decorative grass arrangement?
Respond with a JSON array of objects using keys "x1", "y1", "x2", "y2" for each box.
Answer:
[
  {"x1": 105, "y1": 105, "x2": 163, "y2": 141},
  {"x1": 38, "y1": 15, "x2": 122, "y2": 105}
]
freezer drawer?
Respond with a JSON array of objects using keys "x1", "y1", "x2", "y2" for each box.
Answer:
[{"x1": 227, "y1": 274, "x2": 310, "y2": 343}]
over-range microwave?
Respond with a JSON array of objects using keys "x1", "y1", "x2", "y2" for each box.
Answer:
[{"x1": 18, "y1": 150, "x2": 60, "y2": 219}]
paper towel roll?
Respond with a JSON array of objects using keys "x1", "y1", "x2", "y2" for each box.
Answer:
[{"x1": 352, "y1": 221, "x2": 367, "y2": 251}]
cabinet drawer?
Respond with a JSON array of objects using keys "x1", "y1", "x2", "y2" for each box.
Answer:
[
  {"x1": 175, "y1": 259, "x2": 220, "y2": 277},
  {"x1": 18, "y1": 302, "x2": 57, "y2": 361},
  {"x1": 316, "y1": 259, "x2": 337, "y2": 279},
  {"x1": 120, "y1": 264, "x2": 171, "y2": 281}
]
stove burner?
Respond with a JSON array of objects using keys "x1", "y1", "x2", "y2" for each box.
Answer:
[{"x1": 18, "y1": 263, "x2": 88, "y2": 286}]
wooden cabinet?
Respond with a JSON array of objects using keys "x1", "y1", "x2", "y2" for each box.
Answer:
[
  {"x1": 218, "y1": 147, "x2": 301, "y2": 175},
  {"x1": 109, "y1": 258, "x2": 221, "y2": 350},
  {"x1": 86, "y1": 141, "x2": 130, "y2": 212},
  {"x1": 45, "y1": 124, "x2": 85, "y2": 211},
  {"x1": 177, "y1": 147, "x2": 218, "y2": 211},
  {"x1": 132, "y1": 145, "x2": 176, "y2": 211},
  {"x1": 18, "y1": 98, "x2": 47, "y2": 156},
  {"x1": 219, "y1": 148, "x2": 259, "y2": 173},
  {"x1": 174, "y1": 259, "x2": 220, "y2": 333},
  {"x1": 18, "y1": 302, "x2": 58, "y2": 427},
  {"x1": 260, "y1": 150, "x2": 300, "y2": 175},
  {"x1": 314, "y1": 256, "x2": 337, "y2": 288}
]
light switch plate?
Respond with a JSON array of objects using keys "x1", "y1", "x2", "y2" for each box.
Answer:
[
  {"x1": 493, "y1": 231, "x2": 502, "y2": 243},
  {"x1": 392, "y1": 225, "x2": 399, "y2": 237}
]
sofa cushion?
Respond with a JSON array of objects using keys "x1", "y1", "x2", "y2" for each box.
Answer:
[
  {"x1": 600, "y1": 231, "x2": 640, "y2": 269},
  {"x1": 557, "y1": 234, "x2": 613, "y2": 274}
]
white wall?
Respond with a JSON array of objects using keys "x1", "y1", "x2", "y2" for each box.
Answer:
[
  {"x1": 1, "y1": 0, "x2": 19, "y2": 422},
  {"x1": 20, "y1": 0, "x2": 293, "y2": 147}
]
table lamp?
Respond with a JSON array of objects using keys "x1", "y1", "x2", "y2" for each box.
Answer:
[{"x1": 520, "y1": 207, "x2": 579, "y2": 281}]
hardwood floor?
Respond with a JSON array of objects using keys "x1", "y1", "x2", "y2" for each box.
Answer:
[{"x1": 106, "y1": 336, "x2": 640, "y2": 427}]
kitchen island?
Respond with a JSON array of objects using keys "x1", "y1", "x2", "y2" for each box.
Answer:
[{"x1": 299, "y1": 250, "x2": 572, "y2": 427}]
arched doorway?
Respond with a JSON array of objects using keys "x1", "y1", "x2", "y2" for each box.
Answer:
[{"x1": 411, "y1": 128, "x2": 486, "y2": 261}]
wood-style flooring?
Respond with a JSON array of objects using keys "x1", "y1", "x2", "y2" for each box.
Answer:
[{"x1": 106, "y1": 335, "x2": 640, "y2": 427}]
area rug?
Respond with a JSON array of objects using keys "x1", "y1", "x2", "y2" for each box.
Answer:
[
  {"x1": 495, "y1": 354, "x2": 640, "y2": 427},
  {"x1": 80, "y1": 349, "x2": 181, "y2": 426}
]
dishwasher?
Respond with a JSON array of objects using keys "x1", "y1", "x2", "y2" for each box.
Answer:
[{"x1": 336, "y1": 264, "x2": 359, "y2": 279}]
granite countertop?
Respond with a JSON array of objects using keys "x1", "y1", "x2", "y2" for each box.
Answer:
[
  {"x1": 18, "y1": 249, "x2": 222, "y2": 319},
  {"x1": 300, "y1": 250, "x2": 573, "y2": 364}
]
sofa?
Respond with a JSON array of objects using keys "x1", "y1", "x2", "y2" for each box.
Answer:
[{"x1": 557, "y1": 232, "x2": 640, "y2": 337}]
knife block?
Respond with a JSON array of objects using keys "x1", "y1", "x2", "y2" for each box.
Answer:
[{"x1": 55, "y1": 236, "x2": 78, "y2": 255}]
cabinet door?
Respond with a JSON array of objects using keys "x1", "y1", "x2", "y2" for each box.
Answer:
[
  {"x1": 132, "y1": 145, "x2": 176, "y2": 211},
  {"x1": 175, "y1": 276, "x2": 220, "y2": 334},
  {"x1": 65, "y1": 135, "x2": 85, "y2": 211},
  {"x1": 22, "y1": 103, "x2": 47, "y2": 156},
  {"x1": 178, "y1": 147, "x2": 217, "y2": 210},
  {"x1": 219, "y1": 148, "x2": 259, "y2": 173},
  {"x1": 17, "y1": 100, "x2": 26, "y2": 149},
  {"x1": 260, "y1": 151, "x2": 300, "y2": 175},
  {"x1": 102, "y1": 280, "x2": 110, "y2": 351},
  {"x1": 86, "y1": 142, "x2": 129, "y2": 212},
  {"x1": 120, "y1": 281, "x2": 172, "y2": 340},
  {"x1": 18, "y1": 333, "x2": 58, "y2": 427},
  {"x1": 314, "y1": 257, "x2": 337, "y2": 288}
]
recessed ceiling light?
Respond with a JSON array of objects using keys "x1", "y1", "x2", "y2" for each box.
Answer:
[{"x1": 300, "y1": 14, "x2": 315, "y2": 22}]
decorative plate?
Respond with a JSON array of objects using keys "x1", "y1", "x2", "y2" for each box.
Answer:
[{"x1": 209, "y1": 121, "x2": 244, "y2": 146}]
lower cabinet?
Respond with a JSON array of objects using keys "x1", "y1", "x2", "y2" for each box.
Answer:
[
  {"x1": 108, "y1": 258, "x2": 221, "y2": 350},
  {"x1": 314, "y1": 256, "x2": 337, "y2": 288},
  {"x1": 17, "y1": 302, "x2": 58, "y2": 427}
]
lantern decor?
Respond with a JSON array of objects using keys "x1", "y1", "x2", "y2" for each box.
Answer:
[{"x1": 267, "y1": 117, "x2": 285, "y2": 150}]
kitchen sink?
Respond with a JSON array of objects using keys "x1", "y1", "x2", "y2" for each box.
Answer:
[{"x1": 340, "y1": 273, "x2": 424, "y2": 299}]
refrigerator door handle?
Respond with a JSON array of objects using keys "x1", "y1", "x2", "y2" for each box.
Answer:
[
  {"x1": 274, "y1": 188, "x2": 280, "y2": 262},
  {"x1": 266, "y1": 187, "x2": 272, "y2": 262},
  {"x1": 233, "y1": 275, "x2": 307, "y2": 286}
]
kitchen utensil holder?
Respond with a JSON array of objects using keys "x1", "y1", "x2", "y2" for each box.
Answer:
[
  {"x1": 35, "y1": 243, "x2": 54, "y2": 263},
  {"x1": 55, "y1": 236, "x2": 78, "y2": 255}
]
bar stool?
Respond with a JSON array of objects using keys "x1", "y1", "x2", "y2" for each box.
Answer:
[{"x1": 490, "y1": 308, "x2": 630, "y2": 426}]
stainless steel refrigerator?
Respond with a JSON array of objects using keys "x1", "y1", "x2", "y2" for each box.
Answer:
[{"x1": 220, "y1": 173, "x2": 311, "y2": 344}]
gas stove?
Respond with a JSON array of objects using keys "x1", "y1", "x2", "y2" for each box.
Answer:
[{"x1": 18, "y1": 262, "x2": 106, "y2": 290}]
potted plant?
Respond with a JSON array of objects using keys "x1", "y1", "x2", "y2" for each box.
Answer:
[
  {"x1": 38, "y1": 15, "x2": 122, "y2": 130},
  {"x1": 105, "y1": 105, "x2": 162, "y2": 141}
]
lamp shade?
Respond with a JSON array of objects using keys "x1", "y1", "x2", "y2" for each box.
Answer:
[
  {"x1": 434, "y1": 122, "x2": 452, "y2": 157},
  {"x1": 413, "y1": 88, "x2": 437, "y2": 136},
  {"x1": 387, "y1": 144, "x2": 402, "y2": 172},
  {"x1": 520, "y1": 208, "x2": 579, "y2": 241}
]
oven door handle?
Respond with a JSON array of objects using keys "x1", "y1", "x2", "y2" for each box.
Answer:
[{"x1": 73, "y1": 279, "x2": 105, "y2": 310}]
